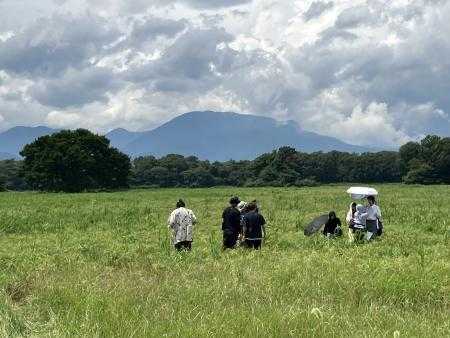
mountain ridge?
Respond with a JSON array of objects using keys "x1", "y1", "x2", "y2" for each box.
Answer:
[{"x1": 1, "y1": 111, "x2": 372, "y2": 161}]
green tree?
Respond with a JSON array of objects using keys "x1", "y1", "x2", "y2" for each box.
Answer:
[
  {"x1": 182, "y1": 167, "x2": 215, "y2": 187},
  {"x1": 0, "y1": 160, "x2": 27, "y2": 191},
  {"x1": 20, "y1": 129, "x2": 131, "y2": 192},
  {"x1": 131, "y1": 156, "x2": 159, "y2": 186},
  {"x1": 399, "y1": 141, "x2": 422, "y2": 177},
  {"x1": 403, "y1": 162, "x2": 435, "y2": 184}
]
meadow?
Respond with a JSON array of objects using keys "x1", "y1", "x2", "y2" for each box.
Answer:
[{"x1": 0, "y1": 185, "x2": 449, "y2": 337}]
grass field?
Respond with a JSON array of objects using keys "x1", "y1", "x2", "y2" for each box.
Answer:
[{"x1": 0, "y1": 185, "x2": 449, "y2": 337}]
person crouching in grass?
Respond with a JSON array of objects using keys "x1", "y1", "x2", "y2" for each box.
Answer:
[
  {"x1": 242, "y1": 202, "x2": 266, "y2": 250},
  {"x1": 168, "y1": 199, "x2": 197, "y2": 251},
  {"x1": 323, "y1": 211, "x2": 342, "y2": 238},
  {"x1": 353, "y1": 204, "x2": 368, "y2": 242}
]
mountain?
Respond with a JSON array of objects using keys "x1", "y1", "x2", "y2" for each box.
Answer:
[
  {"x1": 0, "y1": 152, "x2": 16, "y2": 160},
  {"x1": 0, "y1": 126, "x2": 58, "y2": 158},
  {"x1": 121, "y1": 111, "x2": 369, "y2": 161},
  {"x1": 105, "y1": 128, "x2": 145, "y2": 152},
  {"x1": 0, "y1": 112, "x2": 371, "y2": 161}
]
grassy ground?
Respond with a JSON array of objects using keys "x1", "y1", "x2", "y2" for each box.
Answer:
[{"x1": 0, "y1": 185, "x2": 449, "y2": 337}]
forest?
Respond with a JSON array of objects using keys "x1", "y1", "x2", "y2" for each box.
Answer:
[{"x1": 1, "y1": 134, "x2": 449, "y2": 191}]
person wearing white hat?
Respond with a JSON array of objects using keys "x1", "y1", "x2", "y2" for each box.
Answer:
[{"x1": 237, "y1": 201, "x2": 248, "y2": 213}]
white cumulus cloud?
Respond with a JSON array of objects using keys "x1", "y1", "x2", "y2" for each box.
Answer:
[{"x1": 0, "y1": 0, "x2": 449, "y2": 147}]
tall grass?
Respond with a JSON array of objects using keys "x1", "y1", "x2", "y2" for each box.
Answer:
[{"x1": 0, "y1": 185, "x2": 449, "y2": 337}]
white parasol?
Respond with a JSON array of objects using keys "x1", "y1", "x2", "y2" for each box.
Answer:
[{"x1": 346, "y1": 186, "x2": 378, "y2": 200}]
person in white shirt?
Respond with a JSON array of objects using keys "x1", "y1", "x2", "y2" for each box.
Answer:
[
  {"x1": 366, "y1": 195, "x2": 382, "y2": 241},
  {"x1": 348, "y1": 204, "x2": 368, "y2": 242},
  {"x1": 354, "y1": 204, "x2": 368, "y2": 229},
  {"x1": 168, "y1": 199, "x2": 197, "y2": 251}
]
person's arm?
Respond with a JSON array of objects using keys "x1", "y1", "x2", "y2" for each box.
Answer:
[
  {"x1": 377, "y1": 206, "x2": 382, "y2": 221},
  {"x1": 190, "y1": 210, "x2": 197, "y2": 225},
  {"x1": 323, "y1": 221, "x2": 329, "y2": 235},
  {"x1": 261, "y1": 215, "x2": 266, "y2": 238},
  {"x1": 241, "y1": 216, "x2": 247, "y2": 237},
  {"x1": 361, "y1": 212, "x2": 369, "y2": 223},
  {"x1": 236, "y1": 211, "x2": 243, "y2": 233},
  {"x1": 168, "y1": 211, "x2": 176, "y2": 229},
  {"x1": 346, "y1": 211, "x2": 352, "y2": 225}
]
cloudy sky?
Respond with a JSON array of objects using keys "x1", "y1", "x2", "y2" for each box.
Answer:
[{"x1": 0, "y1": 0, "x2": 449, "y2": 147}]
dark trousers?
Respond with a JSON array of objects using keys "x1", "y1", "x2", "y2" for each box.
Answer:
[
  {"x1": 223, "y1": 231, "x2": 238, "y2": 249},
  {"x1": 174, "y1": 241, "x2": 192, "y2": 251},
  {"x1": 245, "y1": 239, "x2": 262, "y2": 250}
]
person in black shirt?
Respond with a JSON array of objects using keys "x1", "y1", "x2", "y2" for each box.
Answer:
[
  {"x1": 222, "y1": 196, "x2": 242, "y2": 249},
  {"x1": 323, "y1": 211, "x2": 342, "y2": 238},
  {"x1": 242, "y1": 202, "x2": 266, "y2": 249}
]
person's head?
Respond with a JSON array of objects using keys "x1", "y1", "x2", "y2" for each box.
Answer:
[
  {"x1": 367, "y1": 195, "x2": 376, "y2": 206},
  {"x1": 351, "y1": 202, "x2": 357, "y2": 213},
  {"x1": 247, "y1": 202, "x2": 258, "y2": 212},
  {"x1": 176, "y1": 199, "x2": 185, "y2": 208},
  {"x1": 356, "y1": 204, "x2": 365, "y2": 213},
  {"x1": 250, "y1": 200, "x2": 259, "y2": 212},
  {"x1": 237, "y1": 201, "x2": 247, "y2": 212},
  {"x1": 329, "y1": 211, "x2": 336, "y2": 219},
  {"x1": 229, "y1": 196, "x2": 240, "y2": 207}
]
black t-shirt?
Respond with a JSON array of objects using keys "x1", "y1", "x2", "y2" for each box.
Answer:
[
  {"x1": 323, "y1": 217, "x2": 342, "y2": 235},
  {"x1": 222, "y1": 206, "x2": 241, "y2": 233},
  {"x1": 243, "y1": 211, "x2": 266, "y2": 239}
]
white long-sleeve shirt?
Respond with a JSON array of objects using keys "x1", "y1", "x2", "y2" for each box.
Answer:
[
  {"x1": 354, "y1": 211, "x2": 368, "y2": 229},
  {"x1": 367, "y1": 205, "x2": 382, "y2": 221},
  {"x1": 168, "y1": 207, "x2": 197, "y2": 244}
]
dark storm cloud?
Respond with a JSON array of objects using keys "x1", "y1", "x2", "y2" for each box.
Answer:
[
  {"x1": 334, "y1": 5, "x2": 373, "y2": 29},
  {"x1": 303, "y1": 1, "x2": 334, "y2": 21},
  {"x1": 29, "y1": 67, "x2": 121, "y2": 108},
  {"x1": 0, "y1": 14, "x2": 120, "y2": 77},
  {"x1": 128, "y1": 16, "x2": 187, "y2": 47},
  {"x1": 1, "y1": 0, "x2": 450, "y2": 144},
  {"x1": 319, "y1": 27, "x2": 358, "y2": 44},
  {"x1": 183, "y1": 0, "x2": 251, "y2": 8},
  {"x1": 126, "y1": 27, "x2": 236, "y2": 92},
  {"x1": 152, "y1": 0, "x2": 251, "y2": 8},
  {"x1": 287, "y1": 2, "x2": 450, "y2": 138}
]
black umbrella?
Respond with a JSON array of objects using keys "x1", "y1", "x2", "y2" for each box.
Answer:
[{"x1": 304, "y1": 214, "x2": 329, "y2": 236}]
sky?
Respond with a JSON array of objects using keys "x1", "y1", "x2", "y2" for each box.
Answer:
[{"x1": 0, "y1": 0, "x2": 449, "y2": 147}]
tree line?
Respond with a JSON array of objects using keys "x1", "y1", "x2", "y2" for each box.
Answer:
[{"x1": 0, "y1": 130, "x2": 449, "y2": 192}]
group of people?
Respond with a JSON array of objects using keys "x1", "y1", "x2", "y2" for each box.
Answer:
[
  {"x1": 167, "y1": 196, "x2": 266, "y2": 251},
  {"x1": 222, "y1": 197, "x2": 266, "y2": 250},
  {"x1": 322, "y1": 195, "x2": 383, "y2": 242},
  {"x1": 167, "y1": 195, "x2": 383, "y2": 252},
  {"x1": 347, "y1": 195, "x2": 383, "y2": 242}
]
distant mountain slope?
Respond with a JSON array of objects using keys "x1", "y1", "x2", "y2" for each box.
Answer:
[
  {"x1": 0, "y1": 112, "x2": 371, "y2": 161},
  {"x1": 0, "y1": 152, "x2": 16, "y2": 160},
  {"x1": 123, "y1": 111, "x2": 369, "y2": 161},
  {"x1": 0, "y1": 126, "x2": 58, "y2": 157},
  {"x1": 105, "y1": 128, "x2": 145, "y2": 152}
]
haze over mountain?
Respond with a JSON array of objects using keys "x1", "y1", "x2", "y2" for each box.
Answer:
[
  {"x1": 105, "y1": 128, "x2": 145, "y2": 151},
  {"x1": 0, "y1": 126, "x2": 59, "y2": 159},
  {"x1": 0, "y1": 111, "x2": 371, "y2": 161},
  {"x1": 116, "y1": 111, "x2": 370, "y2": 161}
]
